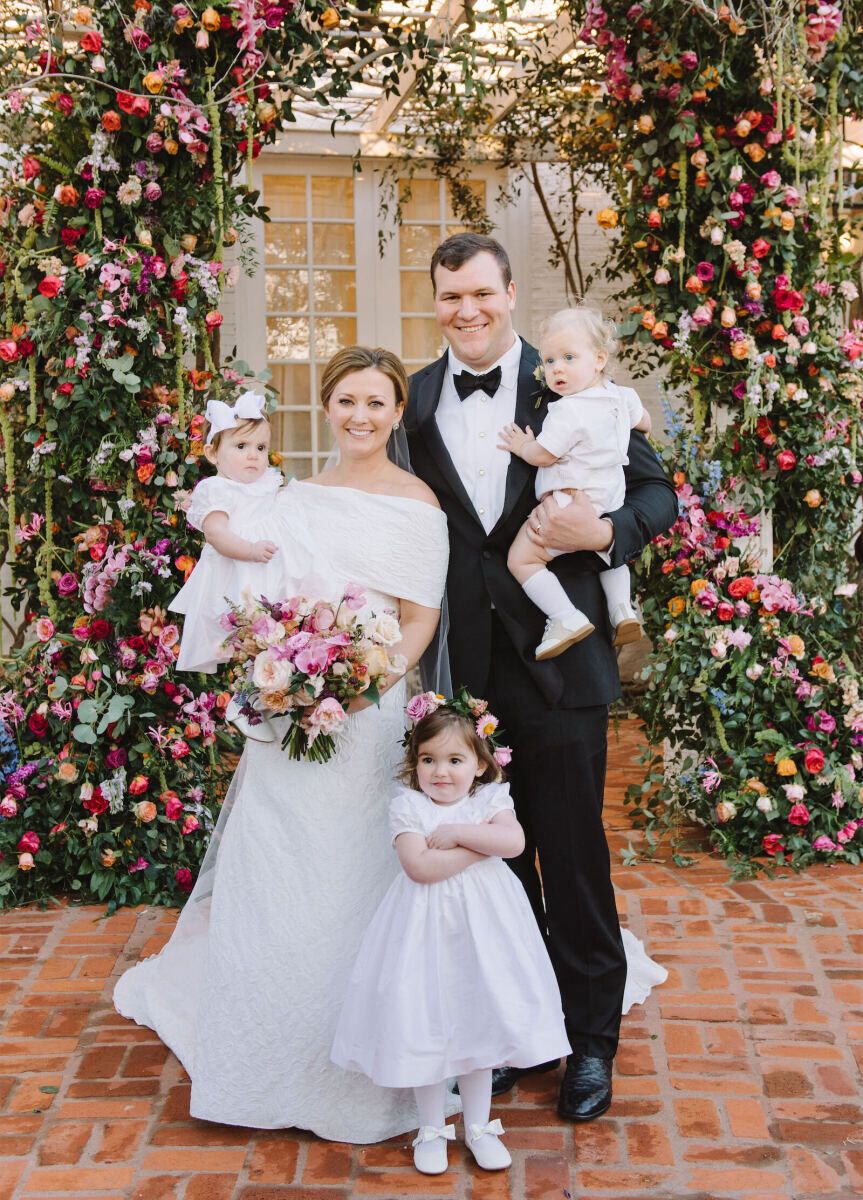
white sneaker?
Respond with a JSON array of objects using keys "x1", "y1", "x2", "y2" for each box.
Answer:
[
  {"x1": 225, "y1": 697, "x2": 276, "y2": 743},
  {"x1": 465, "y1": 1120, "x2": 511, "y2": 1170},
  {"x1": 412, "y1": 1124, "x2": 455, "y2": 1175},
  {"x1": 609, "y1": 602, "x2": 642, "y2": 647},
  {"x1": 535, "y1": 612, "x2": 595, "y2": 660}
]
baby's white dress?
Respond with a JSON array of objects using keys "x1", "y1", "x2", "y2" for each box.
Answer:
[
  {"x1": 170, "y1": 468, "x2": 289, "y2": 672},
  {"x1": 331, "y1": 781, "x2": 572, "y2": 1088}
]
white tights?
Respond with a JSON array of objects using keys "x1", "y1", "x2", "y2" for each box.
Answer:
[{"x1": 414, "y1": 1067, "x2": 492, "y2": 1136}]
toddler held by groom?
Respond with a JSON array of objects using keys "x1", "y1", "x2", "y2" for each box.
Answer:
[{"x1": 405, "y1": 232, "x2": 677, "y2": 1120}]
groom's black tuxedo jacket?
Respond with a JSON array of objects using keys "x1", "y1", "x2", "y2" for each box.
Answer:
[{"x1": 406, "y1": 340, "x2": 678, "y2": 709}]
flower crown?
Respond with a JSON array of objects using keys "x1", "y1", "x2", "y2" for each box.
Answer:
[{"x1": 403, "y1": 685, "x2": 512, "y2": 768}]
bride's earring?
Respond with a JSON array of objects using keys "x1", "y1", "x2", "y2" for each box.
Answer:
[{"x1": 393, "y1": 421, "x2": 400, "y2": 431}]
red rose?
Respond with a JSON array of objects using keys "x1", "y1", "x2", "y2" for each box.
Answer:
[
  {"x1": 777, "y1": 449, "x2": 796, "y2": 471},
  {"x1": 762, "y1": 832, "x2": 785, "y2": 857},
  {"x1": 17, "y1": 831, "x2": 40, "y2": 854},
  {"x1": 101, "y1": 111, "x2": 121, "y2": 131},
  {"x1": 38, "y1": 276, "x2": 63, "y2": 299},
  {"x1": 83, "y1": 787, "x2": 108, "y2": 815},
  {"x1": 60, "y1": 227, "x2": 83, "y2": 246},
  {"x1": 128, "y1": 774, "x2": 149, "y2": 795},
  {"x1": 27, "y1": 713, "x2": 48, "y2": 738},
  {"x1": 128, "y1": 636, "x2": 148, "y2": 653},
  {"x1": 728, "y1": 576, "x2": 755, "y2": 599},
  {"x1": 22, "y1": 155, "x2": 40, "y2": 180},
  {"x1": 89, "y1": 619, "x2": 112, "y2": 641},
  {"x1": 175, "y1": 867, "x2": 193, "y2": 891},
  {"x1": 80, "y1": 31, "x2": 102, "y2": 53},
  {"x1": 752, "y1": 237, "x2": 770, "y2": 258},
  {"x1": 117, "y1": 91, "x2": 150, "y2": 117},
  {"x1": 803, "y1": 747, "x2": 825, "y2": 774},
  {"x1": 788, "y1": 803, "x2": 810, "y2": 825},
  {"x1": 85, "y1": 187, "x2": 105, "y2": 209},
  {"x1": 716, "y1": 601, "x2": 734, "y2": 622}
]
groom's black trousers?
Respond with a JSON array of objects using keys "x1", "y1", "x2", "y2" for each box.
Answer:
[{"x1": 485, "y1": 613, "x2": 627, "y2": 1060}]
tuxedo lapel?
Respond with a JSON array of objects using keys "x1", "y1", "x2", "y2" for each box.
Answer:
[
  {"x1": 491, "y1": 343, "x2": 548, "y2": 536},
  {"x1": 413, "y1": 356, "x2": 484, "y2": 526}
]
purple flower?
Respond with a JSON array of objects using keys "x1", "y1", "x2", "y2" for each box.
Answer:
[
  {"x1": 405, "y1": 692, "x2": 442, "y2": 723},
  {"x1": 144, "y1": 182, "x2": 162, "y2": 203},
  {"x1": 56, "y1": 572, "x2": 78, "y2": 596},
  {"x1": 105, "y1": 747, "x2": 128, "y2": 768}
]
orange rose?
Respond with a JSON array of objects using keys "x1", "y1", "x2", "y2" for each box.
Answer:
[
  {"x1": 142, "y1": 71, "x2": 163, "y2": 94},
  {"x1": 667, "y1": 596, "x2": 685, "y2": 617},
  {"x1": 201, "y1": 5, "x2": 222, "y2": 30},
  {"x1": 128, "y1": 774, "x2": 149, "y2": 795},
  {"x1": 57, "y1": 762, "x2": 78, "y2": 783},
  {"x1": 775, "y1": 758, "x2": 797, "y2": 776},
  {"x1": 804, "y1": 489, "x2": 822, "y2": 508},
  {"x1": 136, "y1": 462, "x2": 156, "y2": 484},
  {"x1": 786, "y1": 634, "x2": 805, "y2": 659},
  {"x1": 135, "y1": 801, "x2": 157, "y2": 823},
  {"x1": 101, "y1": 111, "x2": 122, "y2": 131},
  {"x1": 319, "y1": 6, "x2": 340, "y2": 28},
  {"x1": 55, "y1": 184, "x2": 80, "y2": 206},
  {"x1": 596, "y1": 208, "x2": 619, "y2": 230}
]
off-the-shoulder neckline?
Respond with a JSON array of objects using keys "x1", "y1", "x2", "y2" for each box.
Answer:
[{"x1": 289, "y1": 478, "x2": 442, "y2": 512}]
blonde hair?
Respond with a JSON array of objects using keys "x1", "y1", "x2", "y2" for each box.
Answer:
[
  {"x1": 320, "y1": 346, "x2": 408, "y2": 412},
  {"x1": 202, "y1": 414, "x2": 269, "y2": 452},
  {"x1": 538, "y1": 307, "x2": 618, "y2": 377}
]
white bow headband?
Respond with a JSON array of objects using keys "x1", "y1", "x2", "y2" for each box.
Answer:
[{"x1": 204, "y1": 391, "x2": 267, "y2": 444}]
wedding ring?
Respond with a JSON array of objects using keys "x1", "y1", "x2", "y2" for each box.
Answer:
[{"x1": 536, "y1": 521, "x2": 543, "y2": 535}]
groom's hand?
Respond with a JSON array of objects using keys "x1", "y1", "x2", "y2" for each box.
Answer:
[{"x1": 527, "y1": 491, "x2": 614, "y2": 554}]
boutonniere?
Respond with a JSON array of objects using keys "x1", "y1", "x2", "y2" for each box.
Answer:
[{"x1": 532, "y1": 362, "x2": 548, "y2": 408}]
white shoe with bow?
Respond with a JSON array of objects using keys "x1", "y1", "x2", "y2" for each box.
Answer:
[
  {"x1": 412, "y1": 1123, "x2": 455, "y2": 1175},
  {"x1": 465, "y1": 1118, "x2": 511, "y2": 1170}
]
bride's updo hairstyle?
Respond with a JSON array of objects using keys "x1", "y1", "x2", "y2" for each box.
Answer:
[
  {"x1": 398, "y1": 707, "x2": 504, "y2": 795},
  {"x1": 320, "y1": 346, "x2": 408, "y2": 413}
]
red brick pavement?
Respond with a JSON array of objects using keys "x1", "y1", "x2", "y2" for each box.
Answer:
[{"x1": 1, "y1": 714, "x2": 862, "y2": 1199}]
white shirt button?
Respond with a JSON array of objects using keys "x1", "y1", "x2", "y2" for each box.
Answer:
[
  {"x1": 479, "y1": 507, "x2": 485, "y2": 515},
  {"x1": 479, "y1": 431, "x2": 486, "y2": 438},
  {"x1": 478, "y1": 468, "x2": 485, "y2": 476}
]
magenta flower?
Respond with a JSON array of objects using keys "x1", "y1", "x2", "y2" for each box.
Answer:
[
  {"x1": 679, "y1": 50, "x2": 698, "y2": 69},
  {"x1": 84, "y1": 187, "x2": 105, "y2": 209},
  {"x1": 760, "y1": 169, "x2": 782, "y2": 188},
  {"x1": 696, "y1": 262, "x2": 715, "y2": 282},
  {"x1": 812, "y1": 835, "x2": 836, "y2": 851}
]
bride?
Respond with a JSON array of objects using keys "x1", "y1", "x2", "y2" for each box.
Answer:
[{"x1": 114, "y1": 346, "x2": 449, "y2": 1142}]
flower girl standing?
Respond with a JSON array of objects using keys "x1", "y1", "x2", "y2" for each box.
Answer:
[
  {"x1": 170, "y1": 391, "x2": 286, "y2": 680},
  {"x1": 331, "y1": 694, "x2": 570, "y2": 1176}
]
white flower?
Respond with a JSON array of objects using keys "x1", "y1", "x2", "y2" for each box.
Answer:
[
  {"x1": 117, "y1": 178, "x2": 142, "y2": 205},
  {"x1": 745, "y1": 664, "x2": 764, "y2": 680},
  {"x1": 663, "y1": 627, "x2": 679, "y2": 642},
  {"x1": 252, "y1": 651, "x2": 293, "y2": 691},
  {"x1": 782, "y1": 783, "x2": 806, "y2": 802},
  {"x1": 839, "y1": 280, "x2": 859, "y2": 301},
  {"x1": 755, "y1": 796, "x2": 773, "y2": 813},
  {"x1": 367, "y1": 612, "x2": 400, "y2": 646}
]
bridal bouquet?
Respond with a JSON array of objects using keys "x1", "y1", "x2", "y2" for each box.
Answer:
[{"x1": 220, "y1": 585, "x2": 405, "y2": 762}]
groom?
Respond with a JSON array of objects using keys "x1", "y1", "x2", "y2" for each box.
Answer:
[{"x1": 405, "y1": 233, "x2": 677, "y2": 1121}]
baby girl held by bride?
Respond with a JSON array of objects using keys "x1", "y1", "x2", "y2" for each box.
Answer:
[{"x1": 331, "y1": 694, "x2": 570, "y2": 1176}]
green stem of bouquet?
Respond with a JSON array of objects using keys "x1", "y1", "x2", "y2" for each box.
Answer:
[
  {"x1": 3, "y1": 279, "x2": 13, "y2": 333},
  {"x1": 708, "y1": 703, "x2": 732, "y2": 757},
  {"x1": 0, "y1": 402, "x2": 16, "y2": 554},
  {"x1": 200, "y1": 319, "x2": 220, "y2": 398},
  {"x1": 677, "y1": 147, "x2": 687, "y2": 289},
  {"x1": 27, "y1": 356, "x2": 37, "y2": 424},
  {"x1": 39, "y1": 471, "x2": 55, "y2": 617}
]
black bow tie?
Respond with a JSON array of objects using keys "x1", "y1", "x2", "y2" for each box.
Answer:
[{"x1": 453, "y1": 366, "x2": 502, "y2": 401}]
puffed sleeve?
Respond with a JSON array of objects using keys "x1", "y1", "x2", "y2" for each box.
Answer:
[
  {"x1": 389, "y1": 788, "x2": 426, "y2": 844},
  {"x1": 622, "y1": 386, "x2": 645, "y2": 428},
  {"x1": 476, "y1": 781, "x2": 516, "y2": 822},
  {"x1": 536, "y1": 397, "x2": 583, "y2": 459},
  {"x1": 187, "y1": 476, "x2": 237, "y2": 532}
]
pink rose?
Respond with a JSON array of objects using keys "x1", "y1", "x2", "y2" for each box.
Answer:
[
  {"x1": 175, "y1": 867, "x2": 193, "y2": 891},
  {"x1": 0, "y1": 797, "x2": 18, "y2": 817},
  {"x1": 777, "y1": 449, "x2": 796, "y2": 471},
  {"x1": 170, "y1": 740, "x2": 190, "y2": 759},
  {"x1": 312, "y1": 605, "x2": 336, "y2": 632},
  {"x1": 85, "y1": 187, "x2": 105, "y2": 209},
  {"x1": 17, "y1": 852, "x2": 35, "y2": 871},
  {"x1": 788, "y1": 803, "x2": 810, "y2": 826},
  {"x1": 165, "y1": 796, "x2": 184, "y2": 821},
  {"x1": 406, "y1": 692, "x2": 438, "y2": 722},
  {"x1": 760, "y1": 170, "x2": 781, "y2": 188},
  {"x1": 308, "y1": 697, "x2": 346, "y2": 737},
  {"x1": 57, "y1": 572, "x2": 78, "y2": 596},
  {"x1": 35, "y1": 617, "x2": 55, "y2": 641},
  {"x1": 17, "y1": 830, "x2": 40, "y2": 854},
  {"x1": 812, "y1": 835, "x2": 836, "y2": 851},
  {"x1": 493, "y1": 745, "x2": 512, "y2": 767},
  {"x1": 803, "y1": 747, "x2": 825, "y2": 774},
  {"x1": 181, "y1": 815, "x2": 200, "y2": 835}
]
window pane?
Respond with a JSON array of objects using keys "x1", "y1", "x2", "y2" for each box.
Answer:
[
  {"x1": 399, "y1": 178, "x2": 440, "y2": 221},
  {"x1": 267, "y1": 317, "x2": 311, "y2": 360},
  {"x1": 445, "y1": 179, "x2": 486, "y2": 219},
  {"x1": 264, "y1": 175, "x2": 306, "y2": 218},
  {"x1": 313, "y1": 270, "x2": 356, "y2": 312},
  {"x1": 269, "y1": 364, "x2": 311, "y2": 406},
  {"x1": 401, "y1": 317, "x2": 443, "y2": 362},
  {"x1": 265, "y1": 269, "x2": 309, "y2": 312},
  {"x1": 311, "y1": 177, "x2": 353, "y2": 219},
  {"x1": 265, "y1": 224, "x2": 306, "y2": 265},
  {"x1": 401, "y1": 271, "x2": 433, "y2": 315},
  {"x1": 399, "y1": 224, "x2": 439, "y2": 267},
  {"x1": 312, "y1": 223, "x2": 355, "y2": 265},
  {"x1": 271, "y1": 408, "x2": 313, "y2": 454},
  {"x1": 280, "y1": 454, "x2": 313, "y2": 481},
  {"x1": 314, "y1": 317, "x2": 357, "y2": 359},
  {"x1": 317, "y1": 410, "x2": 334, "y2": 451}
]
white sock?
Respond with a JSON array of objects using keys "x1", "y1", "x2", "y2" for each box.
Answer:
[
  {"x1": 457, "y1": 1068, "x2": 492, "y2": 1131},
  {"x1": 414, "y1": 1080, "x2": 447, "y2": 1129},
  {"x1": 599, "y1": 564, "x2": 633, "y2": 613},
  {"x1": 522, "y1": 569, "x2": 578, "y2": 622}
]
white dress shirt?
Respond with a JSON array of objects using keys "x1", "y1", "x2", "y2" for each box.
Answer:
[{"x1": 435, "y1": 337, "x2": 522, "y2": 533}]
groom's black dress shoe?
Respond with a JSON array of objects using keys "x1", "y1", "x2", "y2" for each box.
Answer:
[
  {"x1": 557, "y1": 1054, "x2": 613, "y2": 1121},
  {"x1": 489, "y1": 1058, "x2": 561, "y2": 1097}
]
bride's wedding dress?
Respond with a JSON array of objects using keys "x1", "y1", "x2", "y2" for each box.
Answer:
[
  {"x1": 114, "y1": 482, "x2": 450, "y2": 1141},
  {"x1": 114, "y1": 478, "x2": 666, "y2": 1142}
]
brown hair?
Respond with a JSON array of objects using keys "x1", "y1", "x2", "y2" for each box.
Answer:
[
  {"x1": 539, "y1": 307, "x2": 618, "y2": 379},
  {"x1": 430, "y1": 233, "x2": 512, "y2": 295},
  {"x1": 203, "y1": 415, "x2": 269, "y2": 452},
  {"x1": 320, "y1": 346, "x2": 408, "y2": 412},
  {"x1": 397, "y1": 707, "x2": 505, "y2": 794}
]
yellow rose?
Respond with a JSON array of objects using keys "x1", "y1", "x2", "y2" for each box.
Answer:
[
  {"x1": 775, "y1": 758, "x2": 797, "y2": 777},
  {"x1": 804, "y1": 489, "x2": 822, "y2": 508},
  {"x1": 201, "y1": 7, "x2": 222, "y2": 31},
  {"x1": 730, "y1": 338, "x2": 752, "y2": 360},
  {"x1": 720, "y1": 307, "x2": 736, "y2": 327},
  {"x1": 596, "y1": 208, "x2": 619, "y2": 230},
  {"x1": 785, "y1": 634, "x2": 805, "y2": 659},
  {"x1": 164, "y1": 139, "x2": 179, "y2": 155},
  {"x1": 636, "y1": 114, "x2": 655, "y2": 135},
  {"x1": 780, "y1": 212, "x2": 795, "y2": 231},
  {"x1": 690, "y1": 578, "x2": 709, "y2": 596},
  {"x1": 142, "y1": 71, "x2": 163, "y2": 95},
  {"x1": 744, "y1": 143, "x2": 766, "y2": 162},
  {"x1": 667, "y1": 596, "x2": 685, "y2": 617},
  {"x1": 319, "y1": 6, "x2": 340, "y2": 28},
  {"x1": 101, "y1": 848, "x2": 117, "y2": 867},
  {"x1": 744, "y1": 778, "x2": 768, "y2": 795}
]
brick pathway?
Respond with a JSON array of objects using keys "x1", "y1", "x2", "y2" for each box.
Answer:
[{"x1": 1, "y1": 715, "x2": 862, "y2": 1200}]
